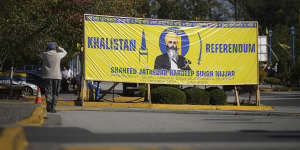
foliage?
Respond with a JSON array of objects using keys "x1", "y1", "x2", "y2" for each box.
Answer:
[
  {"x1": 0, "y1": 0, "x2": 148, "y2": 70},
  {"x1": 138, "y1": 84, "x2": 147, "y2": 97},
  {"x1": 0, "y1": 0, "x2": 299, "y2": 87},
  {"x1": 259, "y1": 69, "x2": 267, "y2": 84},
  {"x1": 205, "y1": 87, "x2": 221, "y2": 92},
  {"x1": 290, "y1": 56, "x2": 300, "y2": 86},
  {"x1": 184, "y1": 87, "x2": 209, "y2": 105},
  {"x1": 264, "y1": 77, "x2": 281, "y2": 85},
  {"x1": 148, "y1": 0, "x2": 230, "y2": 20},
  {"x1": 223, "y1": 85, "x2": 234, "y2": 91},
  {"x1": 151, "y1": 86, "x2": 186, "y2": 104},
  {"x1": 208, "y1": 89, "x2": 227, "y2": 105},
  {"x1": 228, "y1": 0, "x2": 300, "y2": 85},
  {"x1": 273, "y1": 87, "x2": 292, "y2": 92}
]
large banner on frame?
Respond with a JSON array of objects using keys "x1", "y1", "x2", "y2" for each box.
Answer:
[{"x1": 84, "y1": 14, "x2": 258, "y2": 85}]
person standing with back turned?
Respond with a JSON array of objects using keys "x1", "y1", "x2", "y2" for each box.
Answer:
[{"x1": 40, "y1": 42, "x2": 67, "y2": 113}]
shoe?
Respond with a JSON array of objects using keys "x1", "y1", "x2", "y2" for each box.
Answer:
[
  {"x1": 46, "y1": 103, "x2": 51, "y2": 112},
  {"x1": 50, "y1": 104, "x2": 57, "y2": 113},
  {"x1": 50, "y1": 108, "x2": 56, "y2": 113}
]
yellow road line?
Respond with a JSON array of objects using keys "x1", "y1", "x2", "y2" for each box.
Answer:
[
  {"x1": 63, "y1": 146, "x2": 162, "y2": 150},
  {"x1": 0, "y1": 127, "x2": 28, "y2": 150},
  {"x1": 83, "y1": 102, "x2": 274, "y2": 111},
  {"x1": 106, "y1": 97, "x2": 144, "y2": 102},
  {"x1": 17, "y1": 105, "x2": 46, "y2": 126},
  {"x1": 56, "y1": 100, "x2": 80, "y2": 106},
  {"x1": 216, "y1": 105, "x2": 274, "y2": 111},
  {"x1": 151, "y1": 104, "x2": 217, "y2": 110},
  {"x1": 56, "y1": 108, "x2": 104, "y2": 111}
]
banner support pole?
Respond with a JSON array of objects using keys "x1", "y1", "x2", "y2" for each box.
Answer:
[
  {"x1": 256, "y1": 84, "x2": 260, "y2": 106},
  {"x1": 234, "y1": 85, "x2": 240, "y2": 106},
  {"x1": 99, "y1": 82, "x2": 119, "y2": 99},
  {"x1": 147, "y1": 84, "x2": 151, "y2": 104}
]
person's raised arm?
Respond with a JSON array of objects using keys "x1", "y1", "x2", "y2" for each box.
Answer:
[{"x1": 57, "y1": 46, "x2": 67, "y2": 58}]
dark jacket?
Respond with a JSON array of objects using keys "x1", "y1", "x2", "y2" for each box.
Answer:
[{"x1": 154, "y1": 53, "x2": 191, "y2": 70}]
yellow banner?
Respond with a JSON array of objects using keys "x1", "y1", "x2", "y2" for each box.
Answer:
[{"x1": 84, "y1": 14, "x2": 258, "y2": 85}]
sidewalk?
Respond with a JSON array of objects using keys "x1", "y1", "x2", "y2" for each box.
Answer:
[{"x1": 0, "y1": 102, "x2": 37, "y2": 125}]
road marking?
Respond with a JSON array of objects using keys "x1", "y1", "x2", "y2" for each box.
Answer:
[
  {"x1": 83, "y1": 102, "x2": 274, "y2": 111},
  {"x1": 56, "y1": 108, "x2": 104, "y2": 111},
  {"x1": 0, "y1": 127, "x2": 28, "y2": 150},
  {"x1": 17, "y1": 105, "x2": 46, "y2": 126},
  {"x1": 63, "y1": 145, "x2": 178, "y2": 150}
]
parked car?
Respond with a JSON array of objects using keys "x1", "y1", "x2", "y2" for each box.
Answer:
[{"x1": 0, "y1": 72, "x2": 38, "y2": 96}]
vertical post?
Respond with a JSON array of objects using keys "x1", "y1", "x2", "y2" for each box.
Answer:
[
  {"x1": 291, "y1": 26, "x2": 295, "y2": 65},
  {"x1": 9, "y1": 66, "x2": 14, "y2": 97},
  {"x1": 81, "y1": 14, "x2": 87, "y2": 104},
  {"x1": 292, "y1": 34, "x2": 295, "y2": 64},
  {"x1": 80, "y1": 79, "x2": 87, "y2": 101},
  {"x1": 234, "y1": 85, "x2": 240, "y2": 106},
  {"x1": 268, "y1": 29, "x2": 272, "y2": 65},
  {"x1": 256, "y1": 84, "x2": 260, "y2": 106},
  {"x1": 147, "y1": 83, "x2": 151, "y2": 104},
  {"x1": 112, "y1": 83, "x2": 115, "y2": 102}
]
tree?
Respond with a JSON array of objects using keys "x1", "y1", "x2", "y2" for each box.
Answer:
[
  {"x1": 147, "y1": 0, "x2": 229, "y2": 21},
  {"x1": 227, "y1": 0, "x2": 300, "y2": 85},
  {"x1": 0, "y1": 0, "x2": 148, "y2": 70}
]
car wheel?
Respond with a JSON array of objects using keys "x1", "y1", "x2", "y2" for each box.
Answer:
[{"x1": 22, "y1": 86, "x2": 33, "y2": 96}]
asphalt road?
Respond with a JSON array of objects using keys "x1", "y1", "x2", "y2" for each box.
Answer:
[
  {"x1": 0, "y1": 103, "x2": 35, "y2": 125},
  {"x1": 24, "y1": 91, "x2": 300, "y2": 150},
  {"x1": 260, "y1": 91, "x2": 300, "y2": 106},
  {"x1": 25, "y1": 111, "x2": 300, "y2": 150}
]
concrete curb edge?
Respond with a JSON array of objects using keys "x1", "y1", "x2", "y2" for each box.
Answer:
[
  {"x1": 82, "y1": 102, "x2": 274, "y2": 111},
  {"x1": 0, "y1": 127, "x2": 28, "y2": 150},
  {"x1": 17, "y1": 105, "x2": 46, "y2": 126}
]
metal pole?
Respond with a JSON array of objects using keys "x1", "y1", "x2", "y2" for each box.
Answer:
[
  {"x1": 268, "y1": 29, "x2": 272, "y2": 65},
  {"x1": 292, "y1": 33, "x2": 295, "y2": 64},
  {"x1": 256, "y1": 84, "x2": 260, "y2": 106},
  {"x1": 147, "y1": 84, "x2": 151, "y2": 104},
  {"x1": 234, "y1": 85, "x2": 240, "y2": 106},
  {"x1": 290, "y1": 26, "x2": 295, "y2": 65}
]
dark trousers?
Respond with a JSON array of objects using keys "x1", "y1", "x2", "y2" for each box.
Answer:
[
  {"x1": 61, "y1": 78, "x2": 69, "y2": 92},
  {"x1": 44, "y1": 79, "x2": 61, "y2": 106}
]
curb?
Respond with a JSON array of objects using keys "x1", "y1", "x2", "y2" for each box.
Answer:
[
  {"x1": 56, "y1": 107, "x2": 104, "y2": 111},
  {"x1": 82, "y1": 102, "x2": 274, "y2": 111},
  {"x1": 17, "y1": 105, "x2": 46, "y2": 126},
  {"x1": 0, "y1": 101, "x2": 273, "y2": 111},
  {"x1": 0, "y1": 103, "x2": 46, "y2": 150},
  {"x1": 0, "y1": 127, "x2": 28, "y2": 150},
  {"x1": 261, "y1": 88, "x2": 293, "y2": 92}
]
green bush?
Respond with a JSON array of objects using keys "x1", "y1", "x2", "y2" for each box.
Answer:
[
  {"x1": 184, "y1": 87, "x2": 209, "y2": 105},
  {"x1": 264, "y1": 77, "x2": 281, "y2": 88},
  {"x1": 223, "y1": 85, "x2": 234, "y2": 91},
  {"x1": 208, "y1": 89, "x2": 227, "y2": 105},
  {"x1": 151, "y1": 86, "x2": 186, "y2": 104},
  {"x1": 259, "y1": 69, "x2": 267, "y2": 84},
  {"x1": 205, "y1": 87, "x2": 220, "y2": 92},
  {"x1": 264, "y1": 77, "x2": 281, "y2": 85},
  {"x1": 137, "y1": 84, "x2": 147, "y2": 97}
]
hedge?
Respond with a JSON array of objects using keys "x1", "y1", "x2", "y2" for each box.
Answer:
[
  {"x1": 151, "y1": 86, "x2": 186, "y2": 104},
  {"x1": 184, "y1": 87, "x2": 209, "y2": 105},
  {"x1": 208, "y1": 88, "x2": 227, "y2": 105}
]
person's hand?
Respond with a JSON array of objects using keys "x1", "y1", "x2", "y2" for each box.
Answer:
[{"x1": 54, "y1": 42, "x2": 58, "y2": 49}]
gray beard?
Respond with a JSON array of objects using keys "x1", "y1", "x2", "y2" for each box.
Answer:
[{"x1": 167, "y1": 47, "x2": 178, "y2": 61}]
